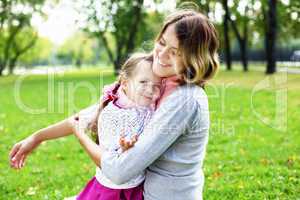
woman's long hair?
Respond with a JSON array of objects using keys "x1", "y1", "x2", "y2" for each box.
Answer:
[{"x1": 156, "y1": 9, "x2": 219, "y2": 87}]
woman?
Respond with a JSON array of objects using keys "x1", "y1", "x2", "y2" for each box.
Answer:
[{"x1": 10, "y1": 9, "x2": 219, "y2": 200}]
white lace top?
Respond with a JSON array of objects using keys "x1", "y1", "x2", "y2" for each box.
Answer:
[
  {"x1": 95, "y1": 102, "x2": 153, "y2": 188},
  {"x1": 78, "y1": 98, "x2": 154, "y2": 189}
]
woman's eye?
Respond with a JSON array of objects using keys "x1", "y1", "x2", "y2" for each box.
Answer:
[
  {"x1": 140, "y1": 81, "x2": 147, "y2": 84},
  {"x1": 159, "y1": 40, "x2": 165, "y2": 46},
  {"x1": 171, "y1": 50, "x2": 181, "y2": 57}
]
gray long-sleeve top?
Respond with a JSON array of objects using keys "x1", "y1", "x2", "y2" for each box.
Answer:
[{"x1": 100, "y1": 84, "x2": 210, "y2": 200}]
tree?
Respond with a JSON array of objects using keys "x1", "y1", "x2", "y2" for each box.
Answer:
[
  {"x1": 227, "y1": 0, "x2": 254, "y2": 72},
  {"x1": 19, "y1": 36, "x2": 53, "y2": 67},
  {"x1": 57, "y1": 32, "x2": 96, "y2": 67},
  {"x1": 0, "y1": 0, "x2": 46, "y2": 76},
  {"x1": 263, "y1": 0, "x2": 277, "y2": 74},
  {"x1": 7, "y1": 27, "x2": 38, "y2": 74},
  {"x1": 221, "y1": 0, "x2": 232, "y2": 70},
  {"x1": 261, "y1": 0, "x2": 300, "y2": 74},
  {"x1": 76, "y1": 0, "x2": 146, "y2": 74}
]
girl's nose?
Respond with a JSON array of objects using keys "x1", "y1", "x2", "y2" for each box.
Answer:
[
  {"x1": 145, "y1": 85, "x2": 154, "y2": 96},
  {"x1": 147, "y1": 87, "x2": 153, "y2": 95}
]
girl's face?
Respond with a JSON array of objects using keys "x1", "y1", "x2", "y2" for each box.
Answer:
[
  {"x1": 123, "y1": 60, "x2": 162, "y2": 107},
  {"x1": 153, "y1": 24, "x2": 185, "y2": 78}
]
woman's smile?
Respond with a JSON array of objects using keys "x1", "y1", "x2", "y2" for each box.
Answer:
[{"x1": 157, "y1": 57, "x2": 172, "y2": 68}]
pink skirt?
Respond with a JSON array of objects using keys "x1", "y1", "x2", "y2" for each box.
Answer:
[{"x1": 76, "y1": 177, "x2": 144, "y2": 200}]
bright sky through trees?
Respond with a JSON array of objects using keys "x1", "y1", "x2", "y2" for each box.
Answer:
[{"x1": 32, "y1": 0, "x2": 177, "y2": 45}]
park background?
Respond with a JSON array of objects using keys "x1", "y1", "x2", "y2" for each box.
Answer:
[{"x1": 0, "y1": 0, "x2": 299, "y2": 199}]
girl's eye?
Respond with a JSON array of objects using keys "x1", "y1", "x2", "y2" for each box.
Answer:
[
  {"x1": 140, "y1": 80, "x2": 147, "y2": 84},
  {"x1": 154, "y1": 85, "x2": 161, "y2": 92}
]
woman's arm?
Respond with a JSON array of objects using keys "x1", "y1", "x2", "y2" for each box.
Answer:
[
  {"x1": 100, "y1": 89, "x2": 200, "y2": 184},
  {"x1": 9, "y1": 117, "x2": 75, "y2": 169}
]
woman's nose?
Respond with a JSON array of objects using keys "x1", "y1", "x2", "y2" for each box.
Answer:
[{"x1": 158, "y1": 47, "x2": 169, "y2": 61}]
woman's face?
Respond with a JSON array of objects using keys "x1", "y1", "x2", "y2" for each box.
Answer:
[{"x1": 152, "y1": 24, "x2": 185, "y2": 78}]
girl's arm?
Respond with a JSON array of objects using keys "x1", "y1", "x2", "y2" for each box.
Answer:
[
  {"x1": 74, "y1": 132, "x2": 102, "y2": 166},
  {"x1": 9, "y1": 102, "x2": 100, "y2": 169},
  {"x1": 72, "y1": 118, "x2": 137, "y2": 167},
  {"x1": 9, "y1": 117, "x2": 75, "y2": 169},
  {"x1": 72, "y1": 117, "x2": 102, "y2": 167}
]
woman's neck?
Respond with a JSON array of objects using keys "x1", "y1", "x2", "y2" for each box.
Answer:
[{"x1": 156, "y1": 75, "x2": 182, "y2": 109}]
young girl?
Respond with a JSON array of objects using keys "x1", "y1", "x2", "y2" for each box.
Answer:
[{"x1": 71, "y1": 53, "x2": 162, "y2": 200}]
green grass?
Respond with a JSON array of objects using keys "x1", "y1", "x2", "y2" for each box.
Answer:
[{"x1": 0, "y1": 68, "x2": 299, "y2": 199}]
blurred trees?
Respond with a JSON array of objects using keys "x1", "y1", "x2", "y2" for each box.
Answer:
[
  {"x1": 0, "y1": 0, "x2": 299, "y2": 76},
  {"x1": 76, "y1": 0, "x2": 147, "y2": 74},
  {"x1": 57, "y1": 32, "x2": 96, "y2": 67},
  {"x1": 19, "y1": 36, "x2": 53, "y2": 67},
  {"x1": 0, "y1": 0, "x2": 46, "y2": 75},
  {"x1": 217, "y1": 0, "x2": 300, "y2": 74}
]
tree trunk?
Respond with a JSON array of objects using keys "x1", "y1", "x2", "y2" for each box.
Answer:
[
  {"x1": 240, "y1": 40, "x2": 248, "y2": 71},
  {"x1": 228, "y1": 5, "x2": 250, "y2": 72},
  {"x1": 229, "y1": 16, "x2": 248, "y2": 72},
  {"x1": 265, "y1": 0, "x2": 277, "y2": 74},
  {"x1": 8, "y1": 63, "x2": 15, "y2": 74},
  {"x1": 113, "y1": 58, "x2": 122, "y2": 76},
  {"x1": 125, "y1": 0, "x2": 144, "y2": 54},
  {"x1": 75, "y1": 58, "x2": 82, "y2": 68},
  {"x1": 113, "y1": 0, "x2": 144, "y2": 75},
  {"x1": 222, "y1": 0, "x2": 232, "y2": 70},
  {"x1": 0, "y1": 64, "x2": 4, "y2": 76},
  {"x1": 241, "y1": 17, "x2": 248, "y2": 72},
  {"x1": 8, "y1": 57, "x2": 18, "y2": 75},
  {"x1": 7, "y1": 35, "x2": 37, "y2": 75}
]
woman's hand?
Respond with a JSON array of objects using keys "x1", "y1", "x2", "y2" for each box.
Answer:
[
  {"x1": 119, "y1": 134, "x2": 138, "y2": 152},
  {"x1": 9, "y1": 135, "x2": 41, "y2": 169}
]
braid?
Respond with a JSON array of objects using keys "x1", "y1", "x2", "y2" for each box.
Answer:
[{"x1": 89, "y1": 83, "x2": 121, "y2": 144}]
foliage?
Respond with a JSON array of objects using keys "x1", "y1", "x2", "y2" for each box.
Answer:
[
  {"x1": 56, "y1": 32, "x2": 96, "y2": 67},
  {"x1": 75, "y1": 0, "x2": 147, "y2": 73},
  {"x1": 19, "y1": 35, "x2": 53, "y2": 67},
  {"x1": 0, "y1": 0, "x2": 48, "y2": 75},
  {"x1": 0, "y1": 68, "x2": 299, "y2": 199}
]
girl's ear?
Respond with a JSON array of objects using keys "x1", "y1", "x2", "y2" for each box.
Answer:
[
  {"x1": 121, "y1": 79, "x2": 127, "y2": 87},
  {"x1": 120, "y1": 79, "x2": 128, "y2": 94}
]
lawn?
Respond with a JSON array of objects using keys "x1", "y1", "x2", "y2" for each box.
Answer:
[{"x1": 0, "y1": 68, "x2": 299, "y2": 199}]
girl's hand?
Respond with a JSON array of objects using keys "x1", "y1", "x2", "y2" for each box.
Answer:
[
  {"x1": 119, "y1": 134, "x2": 138, "y2": 152},
  {"x1": 72, "y1": 116, "x2": 86, "y2": 137},
  {"x1": 9, "y1": 136, "x2": 41, "y2": 169}
]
